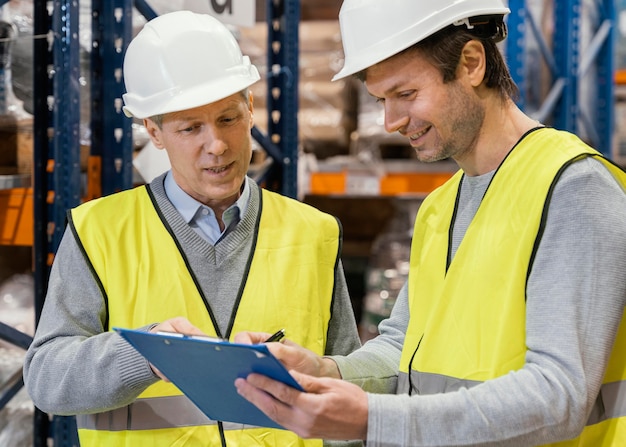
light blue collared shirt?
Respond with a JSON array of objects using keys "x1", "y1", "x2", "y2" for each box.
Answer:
[{"x1": 163, "y1": 172, "x2": 250, "y2": 244}]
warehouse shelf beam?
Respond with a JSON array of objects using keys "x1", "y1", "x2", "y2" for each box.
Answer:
[
  {"x1": 533, "y1": 77, "x2": 566, "y2": 124},
  {"x1": 0, "y1": 369, "x2": 24, "y2": 410},
  {"x1": 0, "y1": 319, "x2": 31, "y2": 413},
  {"x1": 133, "y1": 0, "x2": 157, "y2": 21},
  {"x1": 523, "y1": 6, "x2": 558, "y2": 77},
  {"x1": 0, "y1": 320, "x2": 32, "y2": 350}
]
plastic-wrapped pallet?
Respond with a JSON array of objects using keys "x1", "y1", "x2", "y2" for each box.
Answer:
[
  {"x1": 359, "y1": 198, "x2": 421, "y2": 342},
  {"x1": 0, "y1": 273, "x2": 35, "y2": 447}
]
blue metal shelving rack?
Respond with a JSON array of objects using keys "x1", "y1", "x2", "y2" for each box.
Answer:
[
  {"x1": 0, "y1": 1, "x2": 613, "y2": 446},
  {"x1": 507, "y1": 0, "x2": 615, "y2": 156}
]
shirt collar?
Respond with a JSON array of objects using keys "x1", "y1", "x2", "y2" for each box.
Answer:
[{"x1": 164, "y1": 172, "x2": 250, "y2": 224}]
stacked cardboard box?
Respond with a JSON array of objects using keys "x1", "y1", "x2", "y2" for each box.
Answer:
[
  {"x1": 238, "y1": 19, "x2": 353, "y2": 160},
  {"x1": 0, "y1": 114, "x2": 33, "y2": 175}
]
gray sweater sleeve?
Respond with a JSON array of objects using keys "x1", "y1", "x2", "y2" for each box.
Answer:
[
  {"x1": 325, "y1": 259, "x2": 363, "y2": 357},
  {"x1": 338, "y1": 158, "x2": 626, "y2": 447},
  {"x1": 22, "y1": 228, "x2": 158, "y2": 415},
  {"x1": 331, "y1": 281, "x2": 407, "y2": 393}
]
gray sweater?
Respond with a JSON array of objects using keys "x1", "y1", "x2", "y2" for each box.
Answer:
[
  {"x1": 23, "y1": 175, "x2": 362, "y2": 445},
  {"x1": 332, "y1": 156, "x2": 626, "y2": 446}
]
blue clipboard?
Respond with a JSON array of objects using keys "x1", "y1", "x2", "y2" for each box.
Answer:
[{"x1": 114, "y1": 327, "x2": 303, "y2": 429}]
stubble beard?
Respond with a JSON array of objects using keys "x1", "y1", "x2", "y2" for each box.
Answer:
[{"x1": 415, "y1": 83, "x2": 486, "y2": 164}]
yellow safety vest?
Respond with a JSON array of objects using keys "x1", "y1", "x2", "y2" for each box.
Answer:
[
  {"x1": 399, "y1": 128, "x2": 626, "y2": 446},
  {"x1": 70, "y1": 184, "x2": 338, "y2": 446}
]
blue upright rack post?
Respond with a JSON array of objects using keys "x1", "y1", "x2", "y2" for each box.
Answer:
[
  {"x1": 265, "y1": 0, "x2": 299, "y2": 198},
  {"x1": 32, "y1": 0, "x2": 82, "y2": 446},
  {"x1": 505, "y1": 2, "x2": 527, "y2": 111},
  {"x1": 552, "y1": 0, "x2": 581, "y2": 136},
  {"x1": 32, "y1": 3, "x2": 51, "y2": 444},
  {"x1": 90, "y1": 0, "x2": 133, "y2": 196},
  {"x1": 576, "y1": 0, "x2": 615, "y2": 157},
  {"x1": 46, "y1": 0, "x2": 82, "y2": 256}
]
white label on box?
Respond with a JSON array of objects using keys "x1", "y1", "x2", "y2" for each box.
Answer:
[
  {"x1": 345, "y1": 173, "x2": 380, "y2": 195},
  {"x1": 183, "y1": 0, "x2": 256, "y2": 27}
]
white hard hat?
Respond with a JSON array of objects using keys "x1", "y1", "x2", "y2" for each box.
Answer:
[
  {"x1": 122, "y1": 10, "x2": 260, "y2": 119},
  {"x1": 332, "y1": 0, "x2": 510, "y2": 81}
]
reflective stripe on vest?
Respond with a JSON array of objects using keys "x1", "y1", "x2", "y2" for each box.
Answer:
[
  {"x1": 398, "y1": 371, "x2": 626, "y2": 426},
  {"x1": 76, "y1": 395, "x2": 213, "y2": 431},
  {"x1": 76, "y1": 395, "x2": 266, "y2": 431}
]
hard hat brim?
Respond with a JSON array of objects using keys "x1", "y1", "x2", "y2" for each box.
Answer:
[{"x1": 123, "y1": 71, "x2": 260, "y2": 119}]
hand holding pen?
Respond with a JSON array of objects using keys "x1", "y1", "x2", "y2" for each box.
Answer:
[{"x1": 264, "y1": 328, "x2": 286, "y2": 343}]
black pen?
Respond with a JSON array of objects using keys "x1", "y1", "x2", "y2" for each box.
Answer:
[{"x1": 264, "y1": 328, "x2": 285, "y2": 343}]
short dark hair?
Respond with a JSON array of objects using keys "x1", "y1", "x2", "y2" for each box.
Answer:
[
  {"x1": 356, "y1": 16, "x2": 519, "y2": 102},
  {"x1": 148, "y1": 114, "x2": 164, "y2": 128},
  {"x1": 412, "y1": 17, "x2": 519, "y2": 101}
]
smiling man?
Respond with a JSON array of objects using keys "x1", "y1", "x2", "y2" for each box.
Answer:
[
  {"x1": 233, "y1": 1, "x2": 626, "y2": 446},
  {"x1": 23, "y1": 11, "x2": 362, "y2": 447}
]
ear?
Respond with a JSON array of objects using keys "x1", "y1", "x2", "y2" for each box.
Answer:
[
  {"x1": 458, "y1": 40, "x2": 486, "y2": 88},
  {"x1": 144, "y1": 118, "x2": 165, "y2": 149}
]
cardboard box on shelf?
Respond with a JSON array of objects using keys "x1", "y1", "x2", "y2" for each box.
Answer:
[
  {"x1": 300, "y1": 0, "x2": 342, "y2": 21},
  {"x1": 0, "y1": 115, "x2": 33, "y2": 175},
  {"x1": 239, "y1": 20, "x2": 351, "y2": 159}
]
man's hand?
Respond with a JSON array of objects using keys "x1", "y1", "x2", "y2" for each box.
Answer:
[
  {"x1": 235, "y1": 370, "x2": 368, "y2": 441},
  {"x1": 148, "y1": 317, "x2": 206, "y2": 381},
  {"x1": 151, "y1": 317, "x2": 206, "y2": 337},
  {"x1": 234, "y1": 331, "x2": 341, "y2": 378}
]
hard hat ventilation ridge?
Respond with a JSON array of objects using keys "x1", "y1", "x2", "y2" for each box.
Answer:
[{"x1": 453, "y1": 15, "x2": 508, "y2": 42}]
